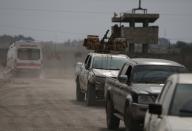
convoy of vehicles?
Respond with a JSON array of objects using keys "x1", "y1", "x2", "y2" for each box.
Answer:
[
  {"x1": 75, "y1": 52, "x2": 129, "y2": 106},
  {"x1": 104, "y1": 58, "x2": 186, "y2": 131},
  {"x1": 6, "y1": 41, "x2": 191, "y2": 131},
  {"x1": 144, "y1": 74, "x2": 192, "y2": 131},
  {"x1": 1, "y1": 1, "x2": 191, "y2": 131},
  {"x1": 6, "y1": 41, "x2": 43, "y2": 76}
]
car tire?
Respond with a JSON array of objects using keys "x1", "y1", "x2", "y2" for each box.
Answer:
[
  {"x1": 124, "y1": 107, "x2": 139, "y2": 131},
  {"x1": 106, "y1": 99, "x2": 120, "y2": 130},
  {"x1": 86, "y1": 83, "x2": 96, "y2": 106},
  {"x1": 76, "y1": 77, "x2": 85, "y2": 101}
]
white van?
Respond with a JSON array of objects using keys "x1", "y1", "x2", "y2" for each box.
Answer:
[{"x1": 7, "y1": 41, "x2": 43, "y2": 76}]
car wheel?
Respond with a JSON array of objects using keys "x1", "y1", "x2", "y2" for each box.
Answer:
[
  {"x1": 106, "y1": 99, "x2": 120, "y2": 129},
  {"x1": 76, "y1": 78, "x2": 85, "y2": 101},
  {"x1": 124, "y1": 107, "x2": 139, "y2": 131},
  {"x1": 86, "y1": 83, "x2": 96, "y2": 106}
]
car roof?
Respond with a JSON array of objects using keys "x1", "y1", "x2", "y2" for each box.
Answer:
[
  {"x1": 13, "y1": 41, "x2": 41, "y2": 48},
  {"x1": 171, "y1": 74, "x2": 192, "y2": 84},
  {"x1": 89, "y1": 52, "x2": 129, "y2": 58},
  {"x1": 131, "y1": 58, "x2": 184, "y2": 67}
]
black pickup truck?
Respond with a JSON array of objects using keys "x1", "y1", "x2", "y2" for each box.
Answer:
[{"x1": 105, "y1": 58, "x2": 186, "y2": 131}]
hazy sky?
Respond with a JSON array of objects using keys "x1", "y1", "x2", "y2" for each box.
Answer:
[{"x1": 0, "y1": 0, "x2": 192, "y2": 42}]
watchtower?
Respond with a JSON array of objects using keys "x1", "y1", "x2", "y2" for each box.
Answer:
[{"x1": 111, "y1": 0, "x2": 159, "y2": 54}]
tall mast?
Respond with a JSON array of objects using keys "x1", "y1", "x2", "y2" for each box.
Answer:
[{"x1": 139, "y1": 0, "x2": 141, "y2": 9}]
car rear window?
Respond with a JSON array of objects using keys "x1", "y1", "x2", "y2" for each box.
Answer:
[
  {"x1": 18, "y1": 48, "x2": 40, "y2": 60},
  {"x1": 92, "y1": 56, "x2": 128, "y2": 70},
  {"x1": 132, "y1": 65, "x2": 186, "y2": 84}
]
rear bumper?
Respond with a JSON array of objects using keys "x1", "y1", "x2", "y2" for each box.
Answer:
[
  {"x1": 15, "y1": 68, "x2": 41, "y2": 76},
  {"x1": 15, "y1": 68, "x2": 41, "y2": 71},
  {"x1": 16, "y1": 66, "x2": 41, "y2": 70}
]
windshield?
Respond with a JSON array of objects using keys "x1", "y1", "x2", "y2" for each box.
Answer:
[
  {"x1": 169, "y1": 84, "x2": 192, "y2": 117},
  {"x1": 132, "y1": 65, "x2": 186, "y2": 84},
  {"x1": 18, "y1": 48, "x2": 40, "y2": 60},
  {"x1": 92, "y1": 56, "x2": 128, "y2": 70}
]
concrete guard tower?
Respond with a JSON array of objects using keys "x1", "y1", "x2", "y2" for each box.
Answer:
[{"x1": 111, "y1": 0, "x2": 159, "y2": 54}]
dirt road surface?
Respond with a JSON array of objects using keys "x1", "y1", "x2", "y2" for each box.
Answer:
[{"x1": 0, "y1": 77, "x2": 124, "y2": 131}]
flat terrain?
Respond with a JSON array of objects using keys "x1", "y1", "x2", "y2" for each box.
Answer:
[
  {"x1": 0, "y1": 47, "x2": 123, "y2": 131},
  {"x1": 0, "y1": 76, "x2": 124, "y2": 131}
]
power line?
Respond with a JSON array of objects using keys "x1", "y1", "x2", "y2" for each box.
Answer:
[
  {"x1": 0, "y1": 24, "x2": 191, "y2": 42},
  {"x1": 0, "y1": 7, "x2": 192, "y2": 16},
  {"x1": 0, "y1": 8, "x2": 112, "y2": 15},
  {"x1": 0, "y1": 24, "x2": 87, "y2": 35},
  {"x1": 160, "y1": 13, "x2": 192, "y2": 16}
]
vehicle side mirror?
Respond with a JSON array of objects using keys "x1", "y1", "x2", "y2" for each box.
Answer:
[
  {"x1": 76, "y1": 62, "x2": 83, "y2": 68},
  {"x1": 118, "y1": 75, "x2": 128, "y2": 83},
  {"x1": 149, "y1": 104, "x2": 162, "y2": 115},
  {"x1": 85, "y1": 64, "x2": 91, "y2": 70},
  {"x1": 75, "y1": 62, "x2": 83, "y2": 73}
]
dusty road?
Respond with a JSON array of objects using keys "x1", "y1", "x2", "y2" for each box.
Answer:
[{"x1": 0, "y1": 77, "x2": 124, "y2": 131}]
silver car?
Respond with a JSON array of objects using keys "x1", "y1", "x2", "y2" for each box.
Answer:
[{"x1": 145, "y1": 74, "x2": 192, "y2": 131}]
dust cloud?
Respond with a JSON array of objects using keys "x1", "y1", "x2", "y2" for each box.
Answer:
[{"x1": 42, "y1": 45, "x2": 88, "y2": 79}]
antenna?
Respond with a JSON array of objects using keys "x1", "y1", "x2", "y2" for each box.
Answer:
[
  {"x1": 132, "y1": 0, "x2": 147, "y2": 14},
  {"x1": 139, "y1": 0, "x2": 141, "y2": 9}
]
